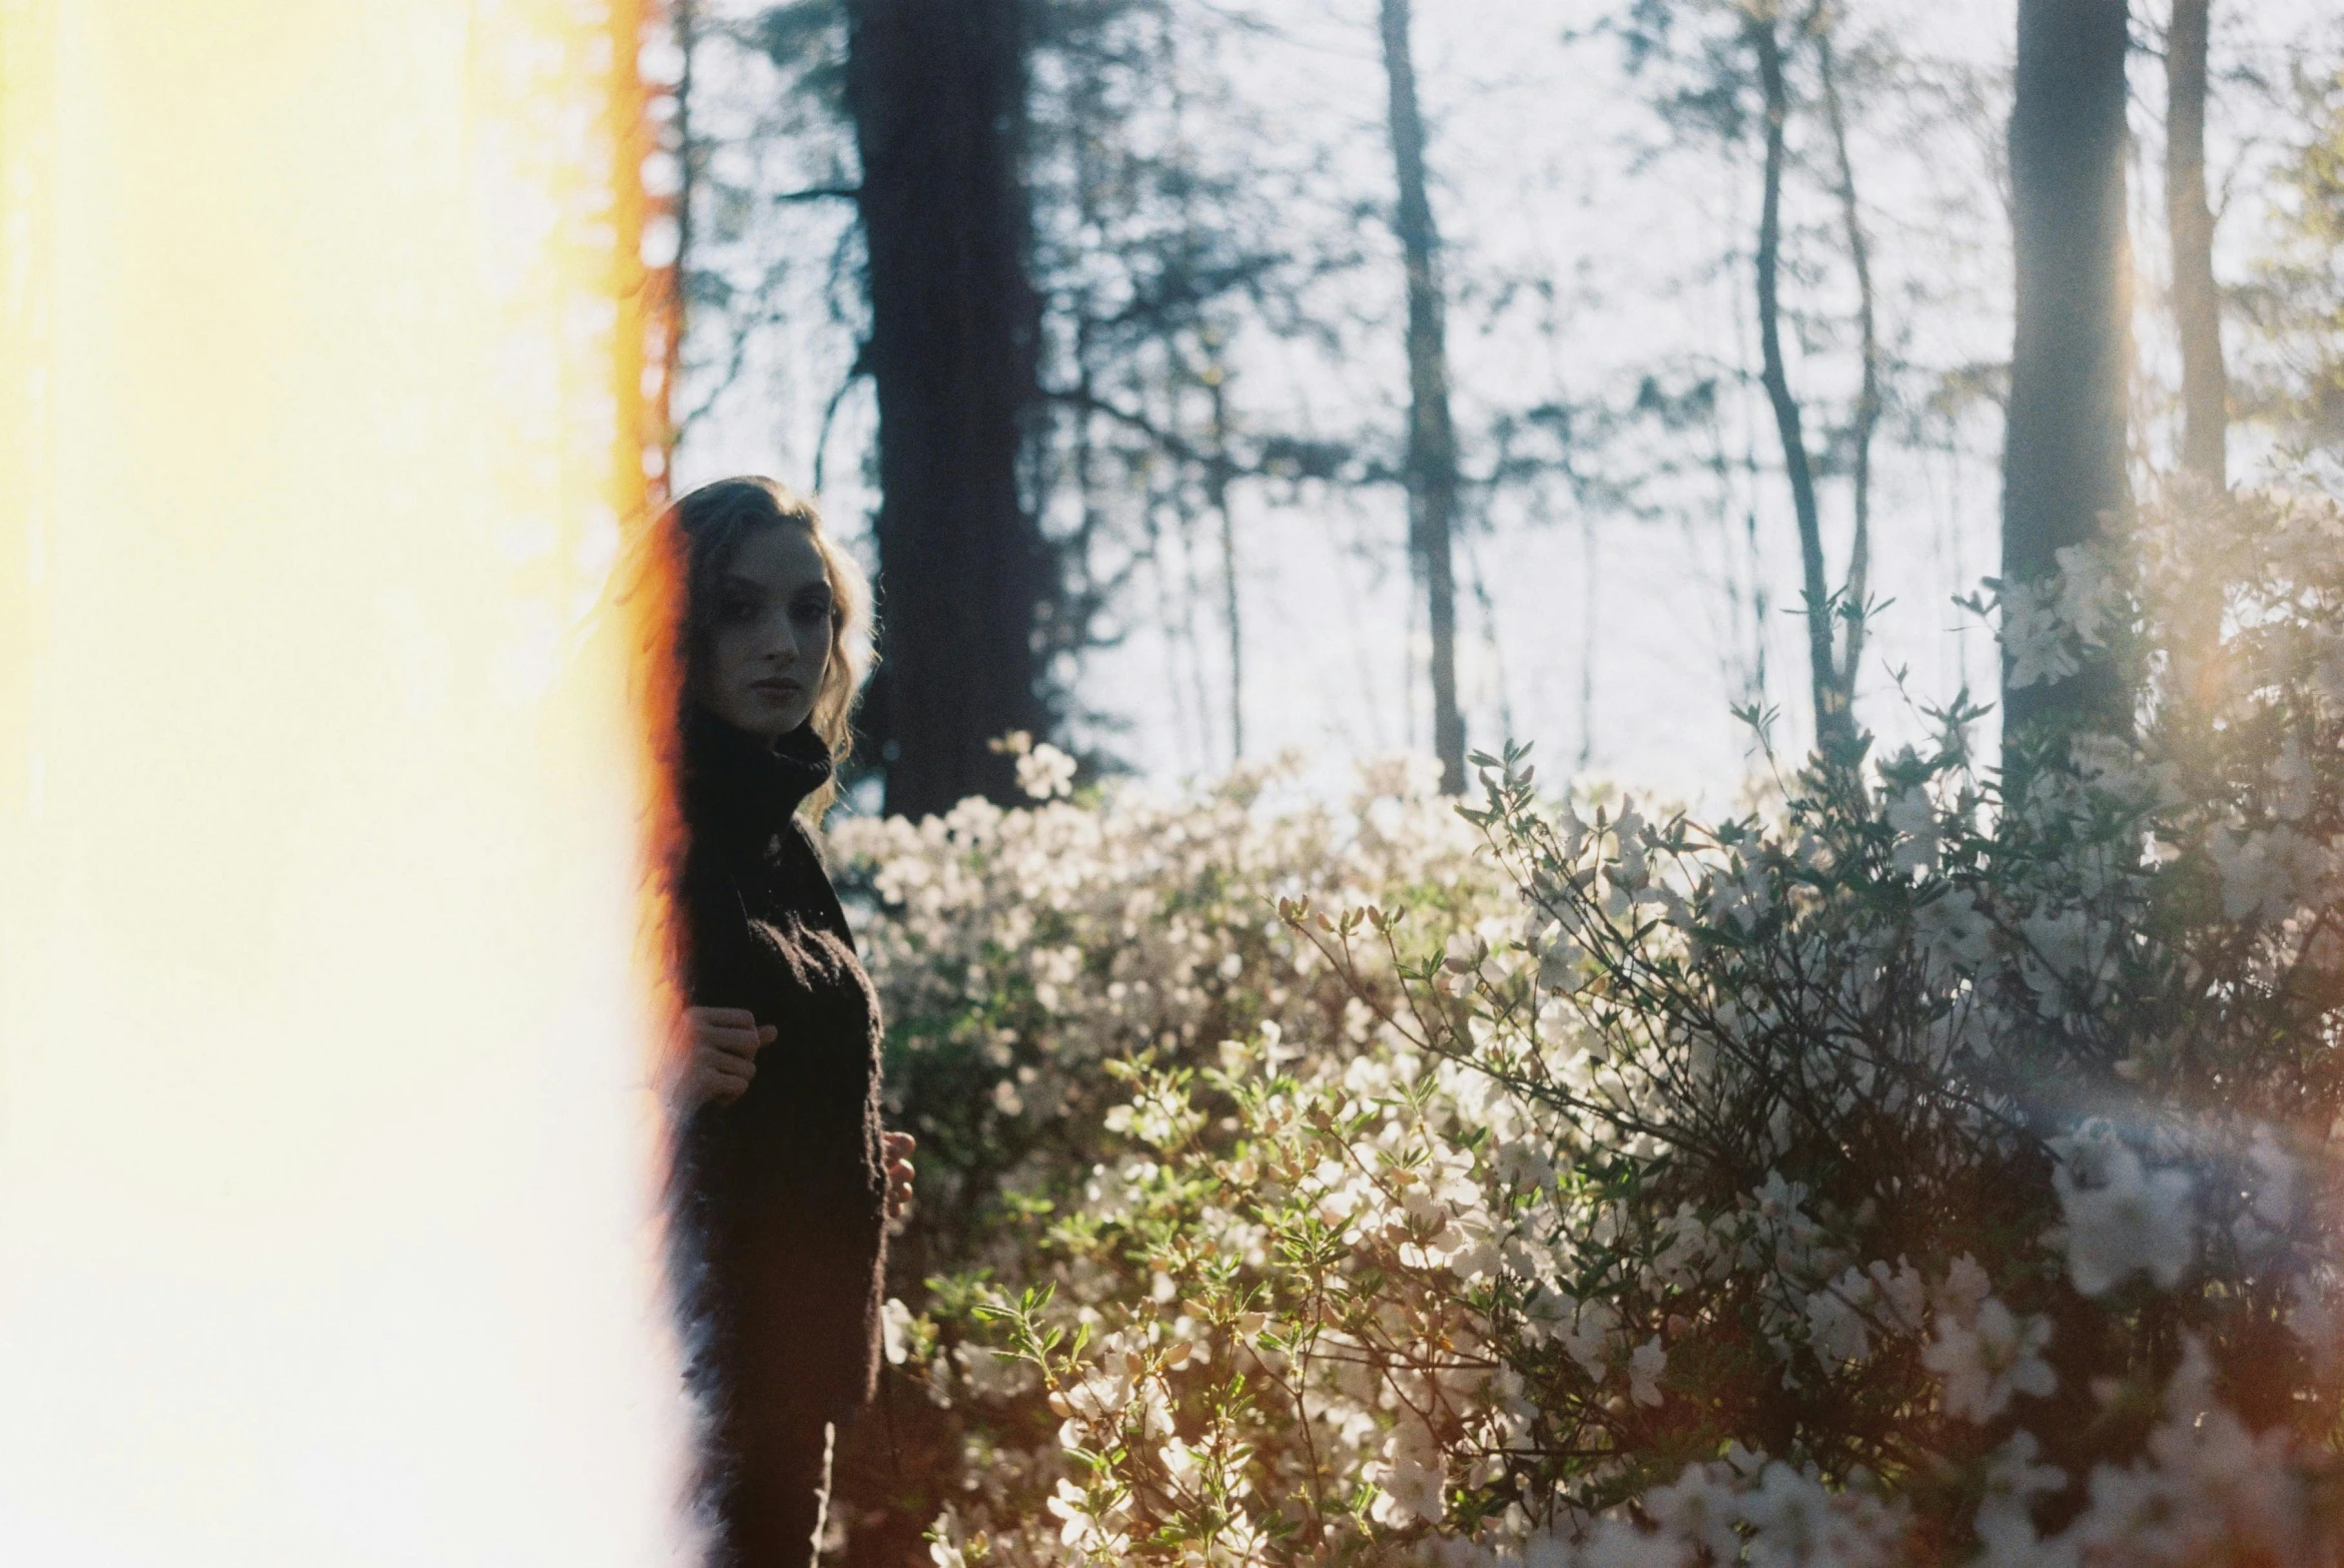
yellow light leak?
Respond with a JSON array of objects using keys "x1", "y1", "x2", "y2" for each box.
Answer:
[{"x1": 0, "y1": 2, "x2": 700, "y2": 1561}]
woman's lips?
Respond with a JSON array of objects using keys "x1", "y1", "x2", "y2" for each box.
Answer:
[{"x1": 751, "y1": 678, "x2": 802, "y2": 698}]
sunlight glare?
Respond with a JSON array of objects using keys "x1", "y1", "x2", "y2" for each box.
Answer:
[{"x1": 0, "y1": 0, "x2": 694, "y2": 1561}]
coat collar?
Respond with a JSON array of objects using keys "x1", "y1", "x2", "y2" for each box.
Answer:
[{"x1": 681, "y1": 705, "x2": 833, "y2": 854}]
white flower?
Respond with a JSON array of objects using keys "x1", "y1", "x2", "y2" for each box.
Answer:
[
  {"x1": 2235, "y1": 1125, "x2": 2299, "y2": 1250},
  {"x1": 883, "y1": 1296, "x2": 914, "y2": 1365},
  {"x1": 1867, "y1": 1259, "x2": 1929, "y2": 1334},
  {"x1": 1629, "y1": 1336, "x2": 1668, "y2": 1406},
  {"x1": 1804, "y1": 1268, "x2": 1877, "y2": 1367},
  {"x1": 1537, "y1": 930, "x2": 1586, "y2": 993},
  {"x1": 1643, "y1": 1465, "x2": 1743, "y2": 1564},
  {"x1": 1493, "y1": 1136, "x2": 1555, "y2": 1191},
  {"x1": 1650, "y1": 1204, "x2": 1719, "y2": 1290},
  {"x1": 2206, "y1": 824, "x2": 2327, "y2": 923},
  {"x1": 1915, "y1": 886, "x2": 1993, "y2": 974},
  {"x1": 2270, "y1": 737, "x2": 2315, "y2": 822},
  {"x1": 1370, "y1": 1418, "x2": 1448, "y2": 1526},
  {"x1": 2001, "y1": 579, "x2": 2081, "y2": 689},
  {"x1": 2053, "y1": 541, "x2": 2122, "y2": 647},
  {"x1": 1017, "y1": 742, "x2": 1078, "y2": 799},
  {"x1": 1738, "y1": 1461, "x2": 1905, "y2": 1568},
  {"x1": 1158, "y1": 1434, "x2": 1202, "y2": 1486},
  {"x1": 1923, "y1": 1296, "x2": 2055, "y2": 1421},
  {"x1": 2052, "y1": 1123, "x2": 2194, "y2": 1296},
  {"x1": 1972, "y1": 1432, "x2": 2067, "y2": 1568},
  {"x1": 1046, "y1": 1482, "x2": 1090, "y2": 1544},
  {"x1": 1935, "y1": 1253, "x2": 1991, "y2": 1322},
  {"x1": 1046, "y1": 1476, "x2": 1130, "y2": 1556},
  {"x1": 1577, "y1": 1517, "x2": 1691, "y2": 1568},
  {"x1": 1885, "y1": 785, "x2": 1940, "y2": 875},
  {"x1": 1561, "y1": 1298, "x2": 1620, "y2": 1382}
]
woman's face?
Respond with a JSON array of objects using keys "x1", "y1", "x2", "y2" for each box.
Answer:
[{"x1": 694, "y1": 523, "x2": 834, "y2": 742}]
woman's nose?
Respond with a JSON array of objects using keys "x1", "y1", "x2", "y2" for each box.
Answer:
[{"x1": 765, "y1": 614, "x2": 799, "y2": 664}]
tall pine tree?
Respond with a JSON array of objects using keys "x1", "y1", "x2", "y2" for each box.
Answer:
[
  {"x1": 844, "y1": 0, "x2": 1055, "y2": 818},
  {"x1": 2002, "y1": 0, "x2": 2132, "y2": 748}
]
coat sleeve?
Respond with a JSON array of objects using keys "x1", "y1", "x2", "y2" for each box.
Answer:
[{"x1": 721, "y1": 918, "x2": 889, "y2": 1421}]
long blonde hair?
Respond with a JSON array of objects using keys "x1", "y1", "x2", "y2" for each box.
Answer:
[{"x1": 670, "y1": 476, "x2": 874, "y2": 822}]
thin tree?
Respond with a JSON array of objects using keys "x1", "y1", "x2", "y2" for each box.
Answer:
[
  {"x1": 2166, "y1": 0, "x2": 2227, "y2": 485},
  {"x1": 1747, "y1": 4, "x2": 1865, "y2": 758},
  {"x1": 1817, "y1": 20, "x2": 1878, "y2": 724},
  {"x1": 841, "y1": 0, "x2": 1055, "y2": 817},
  {"x1": 2002, "y1": 0, "x2": 2132, "y2": 745},
  {"x1": 1203, "y1": 347, "x2": 1243, "y2": 760},
  {"x1": 1377, "y1": 0, "x2": 1466, "y2": 794}
]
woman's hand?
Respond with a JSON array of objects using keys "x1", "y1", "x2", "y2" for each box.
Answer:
[
  {"x1": 675, "y1": 1006, "x2": 774, "y2": 1112},
  {"x1": 882, "y1": 1131, "x2": 916, "y2": 1222}
]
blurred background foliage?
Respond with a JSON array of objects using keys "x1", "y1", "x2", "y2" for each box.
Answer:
[{"x1": 658, "y1": 0, "x2": 2343, "y2": 811}]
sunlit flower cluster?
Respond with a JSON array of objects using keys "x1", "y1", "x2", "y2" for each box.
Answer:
[{"x1": 841, "y1": 481, "x2": 2344, "y2": 1566}]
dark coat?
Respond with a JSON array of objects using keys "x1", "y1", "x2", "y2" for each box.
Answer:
[{"x1": 670, "y1": 709, "x2": 887, "y2": 1494}]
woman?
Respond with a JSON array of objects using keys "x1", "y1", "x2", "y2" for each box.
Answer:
[{"x1": 662, "y1": 476, "x2": 914, "y2": 1567}]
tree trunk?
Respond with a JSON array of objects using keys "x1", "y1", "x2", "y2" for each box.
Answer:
[
  {"x1": 1749, "y1": 13, "x2": 1854, "y2": 757},
  {"x1": 2166, "y1": 0, "x2": 2226, "y2": 486},
  {"x1": 842, "y1": 0, "x2": 1053, "y2": 819},
  {"x1": 2002, "y1": 0, "x2": 2131, "y2": 745},
  {"x1": 1205, "y1": 362, "x2": 1242, "y2": 761},
  {"x1": 1377, "y1": 0, "x2": 1465, "y2": 795},
  {"x1": 1817, "y1": 26, "x2": 1877, "y2": 714}
]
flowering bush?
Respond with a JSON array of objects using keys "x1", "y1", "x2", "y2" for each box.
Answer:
[
  {"x1": 821, "y1": 747, "x2": 1512, "y2": 1559},
  {"x1": 833, "y1": 481, "x2": 2344, "y2": 1567}
]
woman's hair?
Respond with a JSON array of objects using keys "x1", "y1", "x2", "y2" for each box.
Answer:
[{"x1": 670, "y1": 475, "x2": 873, "y2": 822}]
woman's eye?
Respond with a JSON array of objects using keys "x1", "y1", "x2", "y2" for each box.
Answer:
[
  {"x1": 793, "y1": 600, "x2": 831, "y2": 625},
  {"x1": 720, "y1": 597, "x2": 756, "y2": 622}
]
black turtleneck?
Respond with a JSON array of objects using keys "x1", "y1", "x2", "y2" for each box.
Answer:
[
  {"x1": 670, "y1": 707, "x2": 888, "y2": 1543},
  {"x1": 679, "y1": 706, "x2": 855, "y2": 948}
]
